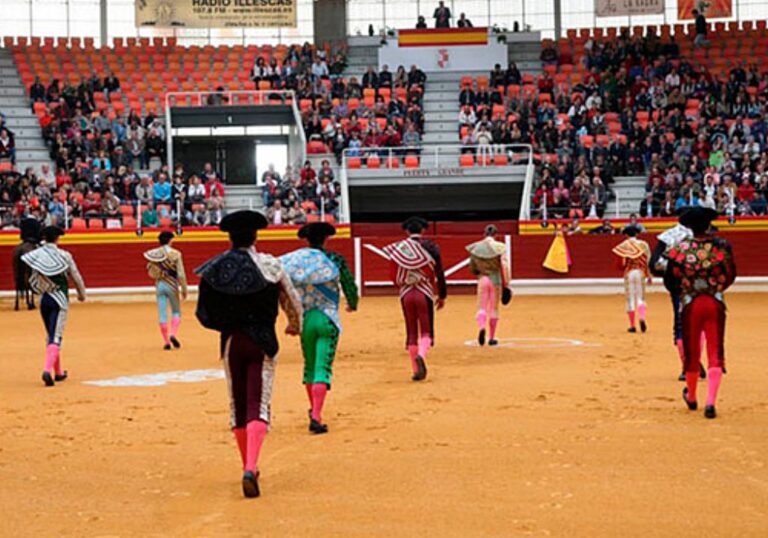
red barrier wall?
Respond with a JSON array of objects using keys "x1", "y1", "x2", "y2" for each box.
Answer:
[
  {"x1": 2, "y1": 225, "x2": 766, "y2": 292},
  {"x1": 0, "y1": 228, "x2": 354, "y2": 291}
]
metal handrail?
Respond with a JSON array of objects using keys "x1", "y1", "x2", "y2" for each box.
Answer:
[
  {"x1": 164, "y1": 89, "x2": 295, "y2": 110},
  {"x1": 341, "y1": 143, "x2": 534, "y2": 169}
]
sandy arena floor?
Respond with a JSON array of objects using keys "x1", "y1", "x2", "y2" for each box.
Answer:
[{"x1": 1, "y1": 293, "x2": 767, "y2": 537}]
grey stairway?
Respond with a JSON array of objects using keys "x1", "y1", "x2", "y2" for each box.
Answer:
[
  {"x1": 224, "y1": 184, "x2": 265, "y2": 213},
  {"x1": 606, "y1": 176, "x2": 647, "y2": 217},
  {"x1": 0, "y1": 48, "x2": 53, "y2": 173}
]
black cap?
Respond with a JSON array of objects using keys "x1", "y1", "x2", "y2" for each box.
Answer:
[
  {"x1": 298, "y1": 222, "x2": 336, "y2": 244},
  {"x1": 402, "y1": 216, "x2": 428, "y2": 234},
  {"x1": 219, "y1": 210, "x2": 268, "y2": 233},
  {"x1": 42, "y1": 225, "x2": 65, "y2": 243},
  {"x1": 679, "y1": 207, "x2": 718, "y2": 233},
  {"x1": 158, "y1": 231, "x2": 175, "y2": 245}
]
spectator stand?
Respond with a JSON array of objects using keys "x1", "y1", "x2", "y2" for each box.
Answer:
[{"x1": 340, "y1": 143, "x2": 534, "y2": 222}]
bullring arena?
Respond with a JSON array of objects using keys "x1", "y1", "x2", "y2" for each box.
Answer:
[
  {"x1": 2, "y1": 225, "x2": 768, "y2": 536},
  {"x1": 4, "y1": 0, "x2": 768, "y2": 535}
]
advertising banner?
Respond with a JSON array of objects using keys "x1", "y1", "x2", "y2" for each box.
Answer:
[
  {"x1": 135, "y1": 0, "x2": 297, "y2": 29},
  {"x1": 595, "y1": 0, "x2": 664, "y2": 18}
]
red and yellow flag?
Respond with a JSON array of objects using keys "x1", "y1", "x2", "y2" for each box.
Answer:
[{"x1": 398, "y1": 28, "x2": 488, "y2": 48}]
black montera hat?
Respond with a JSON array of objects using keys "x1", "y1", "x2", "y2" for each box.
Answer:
[
  {"x1": 402, "y1": 216, "x2": 429, "y2": 233},
  {"x1": 42, "y1": 225, "x2": 65, "y2": 242},
  {"x1": 219, "y1": 210, "x2": 268, "y2": 233},
  {"x1": 679, "y1": 207, "x2": 718, "y2": 232},
  {"x1": 298, "y1": 222, "x2": 336, "y2": 244},
  {"x1": 158, "y1": 231, "x2": 175, "y2": 244}
]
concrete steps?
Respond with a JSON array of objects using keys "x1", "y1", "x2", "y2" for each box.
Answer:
[
  {"x1": 0, "y1": 48, "x2": 55, "y2": 173},
  {"x1": 224, "y1": 185, "x2": 265, "y2": 213},
  {"x1": 605, "y1": 176, "x2": 647, "y2": 217}
]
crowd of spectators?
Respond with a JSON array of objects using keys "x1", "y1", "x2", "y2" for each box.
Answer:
[
  {"x1": 299, "y1": 60, "x2": 428, "y2": 163},
  {"x1": 526, "y1": 26, "x2": 768, "y2": 219},
  {"x1": 261, "y1": 159, "x2": 342, "y2": 224},
  {"x1": 0, "y1": 157, "x2": 228, "y2": 230}
]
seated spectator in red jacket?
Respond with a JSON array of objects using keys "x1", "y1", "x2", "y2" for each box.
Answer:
[
  {"x1": 382, "y1": 124, "x2": 402, "y2": 148},
  {"x1": 737, "y1": 177, "x2": 755, "y2": 202},
  {"x1": 300, "y1": 160, "x2": 316, "y2": 185},
  {"x1": 204, "y1": 175, "x2": 225, "y2": 200}
]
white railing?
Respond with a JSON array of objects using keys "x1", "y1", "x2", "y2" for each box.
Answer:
[{"x1": 341, "y1": 143, "x2": 534, "y2": 170}]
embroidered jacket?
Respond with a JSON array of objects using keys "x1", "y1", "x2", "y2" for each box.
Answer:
[
  {"x1": 665, "y1": 236, "x2": 736, "y2": 306},
  {"x1": 22, "y1": 243, "x2": 86, "y2": 308}
]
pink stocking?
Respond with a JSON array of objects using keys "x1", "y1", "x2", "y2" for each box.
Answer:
[
  {"x1": 638, "y1": 303, "x2": 647, "y2": 321},
  {"x1": 245, "y1": 420, "x2": 268, "y2": 473},
  {"x1": 627, "y1": 311, "x2": 636, "y2": 328},
  {"x1": 408, "y1": 345, "x2": 418, "y2": 373},
  {"x1": 311, "y1": 383, "x2": 328, "y2": 422},
  {"x1": 489, "y1": 318, "x2": 499, "y2": 340},
  {"x1": 304, "y1": 383, "x2": 313, "y2": 406},
  {"x1": 418, "y1": 336, "x2": 431, "y2": 359},
  {"x1": 685, "y1": 372, "x2": 699, "y2": 403},
  {"x1": 675, "y1": 339, "x2": 685, "y2": 366},
  {"x1": 170, "y1": 315, "x2": 181, "y2": 337},
  {"x1": 233, "y1": 427, "x2": 247, "y2": 469},
  {"x1": 706, "y1": 367, "x2": 723, "y2": 407},
  {"x1": 159, "y1": 323, "x2": 170, "y2": 345},
  {"x1": 477, "y1": 310, "x2": 487, "y2": 331},
  {"x1": 44, "y1": 344, "x2": 58, "y2": 374}
]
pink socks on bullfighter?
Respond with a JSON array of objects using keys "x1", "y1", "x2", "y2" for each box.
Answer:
[
  {"x1": 44, "y1": 344, "x2": 59, "y2": 374},
  {"x1": 245, "y1": 420, "x2": 267, "y2": 473},
  {"x1": 707, "y1": 367, "x2": 723, "y2": 407},
  {"x1": 627, "y1": 311, "x2": 636, "y2": 328},
  {"x1": 638, "y1": 304, "x2": 647, "y2": 321},
  {"x1": 418, "y1": 336, "x2": 431, "y2": 359},
  {"x1": 170, "y1": 315, "x2": 181, "y2": 337},
  {"x1": 311, "y1": 384, "x2": 328, "y2": 422},
  {"x1": 233, "y1": 427, "x2": 247, "y2": 468},
  {"x1": 489, "y1": 318, "x2": 499, "y2": 341},
  {"x1": 159, "y1": 323, "x2": 170, "y2": 345},
  {"x1": 477, "y1": 310, "x2": 487, "y2": 331}
]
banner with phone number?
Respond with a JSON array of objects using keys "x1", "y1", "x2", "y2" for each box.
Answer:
[{"x1": 135, "y1": 0, "x2": 297, "y2": 29}]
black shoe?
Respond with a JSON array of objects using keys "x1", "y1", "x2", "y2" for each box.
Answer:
[
  {"x1": 42, "y1": 371, "x2": 54, "y2": 387},
  {"x1": 170, "y1": 336, "x2": 181, "y2": 349},
  {"x1": 242, "y1": 470, "x2": 260, "y2": 498},
  {"x1": 412, "y1": 356, "x2": 427, "y2": 381},
  {"x1": 478, "y1": 329, "x2": 486, "y2": 346},
  {"x1": 699, "y1": 364, "x2": 707, "y2": 379},
  {"x1": 309, "y1": 418, "x2": 328, "y2": 434},
  {"x1": 678, "y1": 371, "x2": 686, "y2": 382},
  {"x1": 704, "y1": 405, "x2": 717, "y2": 419},
  {"x1": 640, "y1": 320, "x2": 647, "y2": 333},
  {"x1": 683, "y1": 388, "x2": 697, "y2": 411},
  {"x1": 628, "y1": 327, "x2": 637, "y2": 333},
  {"x1": 488, "y1": 339, "x2": 499, "y2": 346},
  {"x1": 163, "y1": 344, "x2": 172, "y2": 351},
  {"x1": 54, "y1": 370, "x2": 68, "y2": 382}
]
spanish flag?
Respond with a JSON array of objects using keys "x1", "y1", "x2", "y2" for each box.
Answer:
[
  {"x1": 398, "y1": 28, "x2": 488, "y2": 48},
  {"x1": 542, "y1": 230, "x2": 571, "y2": 274}
]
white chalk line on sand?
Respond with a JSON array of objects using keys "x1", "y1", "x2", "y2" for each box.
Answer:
[
  {"x1": 82, "y1": 368, "x2": 224, "y2": 387},
  {"x1": 463, "y1": 337, "x2": 603, "y2": 349},
  {"x1": 83, "y1": 338, "x2": 601, "y2": 387}
]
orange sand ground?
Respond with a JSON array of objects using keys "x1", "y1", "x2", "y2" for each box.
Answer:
[{"x1": 1, "y1": 294, "x2": 767, "y2": 537}]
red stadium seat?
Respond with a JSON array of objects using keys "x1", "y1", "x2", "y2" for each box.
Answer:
[
  {"x1": 366, "y1": 155, "x2": 381, "y2": 169},
  {"x1": 347, "y1": 157, "x2": 362, "y2": 169},
  {"x1": 459, "y1": 154, "x2": 474, "y2": 167},
  {"x1": 404, "y1": 155, "x2": 419, "y2": 168}
]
